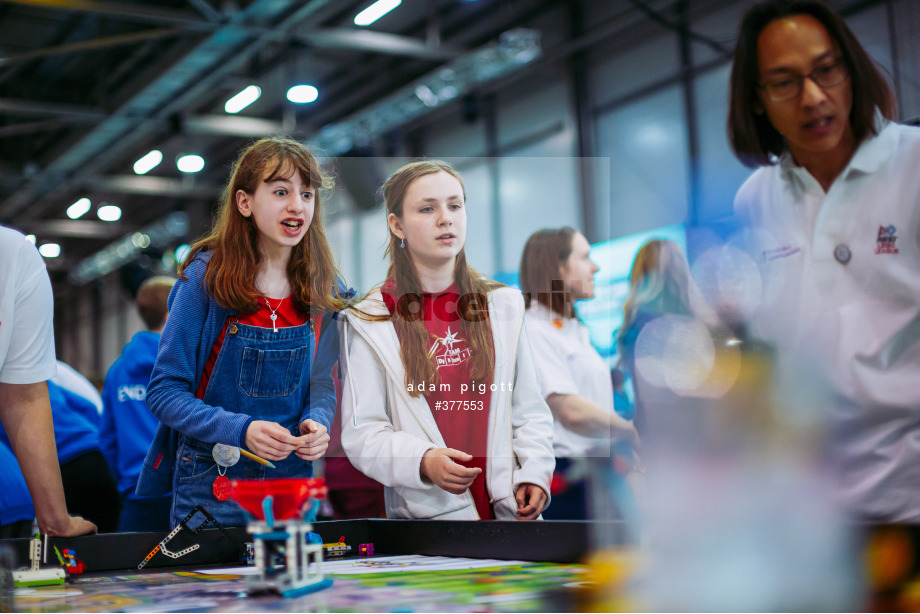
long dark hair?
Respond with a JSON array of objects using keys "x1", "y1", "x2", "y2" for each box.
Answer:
[
  {"x1": 519, "y1": 227, "x2": 578, "y2": 319},
  {"x1": 727, "y1": 0, "x2": 896, "y2": 167}
]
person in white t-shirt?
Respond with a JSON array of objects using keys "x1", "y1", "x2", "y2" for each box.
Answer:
[
  {"x1": 520, "y1": 227, "x2": 640, "y2": 519},
  {"x1": 0, "y1": 225, "x2": 97, "y2": 537},
  {"x1": 728, "y1": 0, "x2": 920, "y2": 521}
]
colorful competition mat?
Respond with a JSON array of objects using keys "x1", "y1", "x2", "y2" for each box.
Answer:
[{"x1": 6, "y1": 555, "x2": 584, "y2": 613}]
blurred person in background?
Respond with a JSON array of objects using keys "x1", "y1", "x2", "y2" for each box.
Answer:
[
  {"x1": 521, "y1": 227, "x2": 640, "y2": 520},
  {"x1": 0, "y1": 225, "x2": 96, "y2": 537},
  {"x1": 47, "y1": 377, "x2": 121, "y2": 533},
  {"x1": 101, "y1": 276, "x2": 175, "y2": 532},
  {"x1": 615, "y1": 239, "x2": 862, "y2": 613},
  {"x1": 0, "y1": 440, "x2": 34, "y2": 538},
  {"x1": 52, "y1": 360, "x2": 103, "y2": 416},
  {"x1": 47, "y1": 359, "x2": 121, "y2": 533},
  {"x1": 729, "y1": 0, "x2": 920, "y2": 522},
  {"x1": 616, "y1": 239, "x2": 696, "y2": 439}
]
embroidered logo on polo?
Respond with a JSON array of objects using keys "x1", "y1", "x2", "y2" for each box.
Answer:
[
  {"x1": 875, "y1": 225, "x2": 899, "y2": 254},
  {"x1": 762, "y1": 245, "x2": 802, "y2": 262},
  {"x1": 428, "y1": 326, "x2": 471, "y2": 368}
]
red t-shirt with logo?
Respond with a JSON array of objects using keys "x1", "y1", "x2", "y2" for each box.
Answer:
[
  {"x1": 195, "y1": 296, "x2": 307, "y2": 399},
  {"x1": 382, "y1": 279, "x2": 494, "y2": 520}
]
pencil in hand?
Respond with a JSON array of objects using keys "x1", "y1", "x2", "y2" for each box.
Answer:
[{"x1": 240, "y1": 448, "x2": 276, "y2": 469}]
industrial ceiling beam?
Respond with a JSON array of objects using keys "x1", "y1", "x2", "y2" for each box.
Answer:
[
  {"x1": 0, "y1": 118, "x2": 77, "y2": 137},
  {"x1": 5, "y1": 0, "x2": 463, "y2": 59},
  {"x1": 0, "y1": 94, "x2": 283, "y2": 137},
  {"x1": 0, "y1": 28, "x2": 184, "y2": 68},
  {"x1": 87, "y1": 174, "x2": 219, "y2": 198},
  {"x1": 1, "y1": 0, "x2": 214, "y2": 31},
  {"x1": 299, "y1": 28, "x2": 461, "y2": 61},
  {"x1": 182, "y1": 115, "x2": 284, "y2": 137},
  {"x1": 185, "y1": 0, "x2": 221, "y2": 23},
  {"x1": 70, "y1": 211, "x2": 190, "y2": 284},
  {"x1": 25, "y1": 219, "x2": 122, "y2": 239},
  {"x1": 0, "y1": 97, "x2": 104, "y2": 119},
  {"x1": 65, "y1": 0, "x2": 340, "y2": 180},
  {"x1": 0, "y1": 0, "x2": 323, "y2": 220}
]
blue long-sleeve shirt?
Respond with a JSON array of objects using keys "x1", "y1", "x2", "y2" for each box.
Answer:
[{"x1": 100, "y1": 330, "x2": 161, "y2": 494}]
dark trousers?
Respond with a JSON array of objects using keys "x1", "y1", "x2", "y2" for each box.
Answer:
[
  {"x1": 60, "y1": 450, "x2": 121, "y2": 533},
  {"x1": 542, "y1": 458, "x2": 589, "y2": 520}
]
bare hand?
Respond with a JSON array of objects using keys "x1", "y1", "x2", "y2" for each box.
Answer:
[
  {"x1": 515, "y1": 483, "x2": 547, "y2": 520},
  {"x1": 296, "y1": 419, "x2": 330, "y2": 461},
  {"x1": 41, "y1": 514, "x2": 97, "y2": 537},
  {"x1": 420, "y1": 448, "x2": 481, "y2": 495},
  {"x1": 245, "y1": 420, "x2": 302, "y2": 461}
]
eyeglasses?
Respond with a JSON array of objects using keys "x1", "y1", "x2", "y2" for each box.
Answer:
[{"x1": 758, "y1": 58, "x2": 849, "y2": 102}]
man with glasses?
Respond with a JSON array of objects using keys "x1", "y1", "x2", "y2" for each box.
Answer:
[{"x1": 728, "y1": 0, "x2": 920, "y2": 523}]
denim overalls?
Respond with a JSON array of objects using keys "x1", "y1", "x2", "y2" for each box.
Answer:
[{"x1": 171, "y1": 318, "x2": 317, "y2": 527}]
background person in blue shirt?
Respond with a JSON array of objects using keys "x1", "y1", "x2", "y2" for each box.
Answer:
[
  {"x1": 0, "y1": 440, "x2": 34, "y2": 538},
  {"x1": 48, "y1": 378, "x2": 121, "y2": 533},
  {"x1": 101, "y1": 276, "x2": 175, "y2": 532}
]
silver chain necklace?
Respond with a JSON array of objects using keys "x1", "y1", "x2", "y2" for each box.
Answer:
[{"x1": 265, "y1": 297, "x2": 281, "y2": 333}]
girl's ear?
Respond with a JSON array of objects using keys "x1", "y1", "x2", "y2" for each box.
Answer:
[
  {"x1": 387, "y1": 212, "x2": 404, "y2": 239},
  {"x1": 236, "y1": 189, "x2": 252, "y2": 217}
]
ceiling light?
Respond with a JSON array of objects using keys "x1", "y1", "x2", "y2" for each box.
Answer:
[
  {"x1": 71, "y1": 212, "x2": 189, "y2": 285},
  {"x1": 177, "y1": 154, "x2": 205, "y2": 173},
  {"x1": 39, "y1": 243, "x2": 61, "y2": 258},
  {"x1": 133, "y1": 150, "x2": 163, "y2": 175},
  {"x1": 224, "y1": 85, "x2": 261, "y2": 114},
  {"x1": 67, "y1": 197, "x2": 91, "y2": 219},
  {"x1": 25, "y1": 234, "x2": 36, "y2": 245},
  {"x1": 354, "y1": 0, "x2": 401, "y2": 26},
  {"x1": 97, "y1": 205, "x2": 122, "y2": 222},
  {"x1": 287, "y1": 85, "x2": 319, "y2": 104},
  {"x1": 314, "y1": 28, "x2": 542, "y2": 155}
]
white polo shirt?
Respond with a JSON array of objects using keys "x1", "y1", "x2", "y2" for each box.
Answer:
[
  {"x1": 734, "y1": 120, "x2": 920, "y2": 521},
  {"x1": 525, "y1": 302, "x2": 614, "y2": 458},
  {"x1": 0, "y1": 226, "x2": 57, "y2": 385}
]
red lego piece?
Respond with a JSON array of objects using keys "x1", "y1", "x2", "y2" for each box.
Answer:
[
  {"x1": 62, "y1": 549, "x2": 86, "y2": 578},
  {"x1": 358, "y1": 543, "x2": 374, "y2": 557}
]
